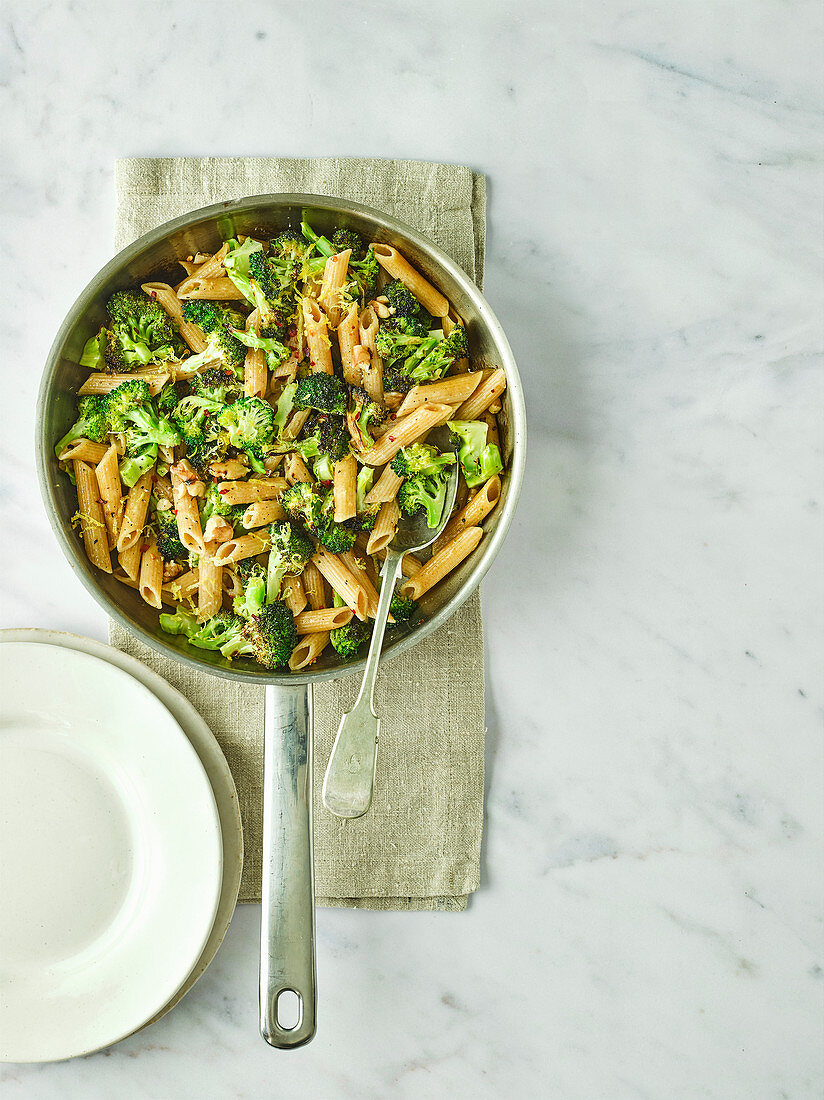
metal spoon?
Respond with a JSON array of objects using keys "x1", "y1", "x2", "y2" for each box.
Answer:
[{"x1": 321, "y1": 426, "x2": 460, "y2": 819}]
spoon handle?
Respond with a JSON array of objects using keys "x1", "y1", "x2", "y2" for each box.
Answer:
[{"x1": 321, "y1": 549, "x2": 404, "y2": 819}]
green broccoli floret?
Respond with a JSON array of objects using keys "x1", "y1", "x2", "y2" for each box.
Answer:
[
  {"x1": 242, "y1": 601, "x2": 298, "y2": 669},
  {"x1": 346, "y1": 248, "x2": 380, "y2": 305},
  {"x1": 294, "y1": 374, "x2": 347, "y2": 415},
  {"x1": 447, "y1": 419, "x2": 503, "y2": 488},
  {"x1": 300, "y1": 216, "x2": 336, "y2": 258},
  {"x1": 119, "y1": 435, "x2": 158, "y2": 488},
  {"x1": 378, "y1": 312, "x2": 430, "y2": 340},
  {"x1": 200, "y1": 482, "x2": 245, "y2": 529},
  {"x1": 159, "y1": 606, "x2": 199, "y2": 639},
  {"x1": 230, "y1": 327, "x2": 290, "y2": 371},
  {"x1": 246, "y1": 250, "x2": 299, "y2": 335},
  {"x1": 233, "y1": 562, "x2": 267, "y2": 621},
  {"x1": 375, "y1": 326, "x2": 468, "y2": 386},
  {"x1": 164, "y1": 609, "x2": 252, "y2": 659},
  {"x1": 190, "y1": 367, "x2": 243, "y2": 404},
  {"x1": 101, "y1": 290, "x2": 184, "y2": 371},
  {"x1": 347, "y1": 386, "x2": 385, "y2": 450},
  {"x1": 79, "y1": 329, "x2": 106, "y2": 371},
  {"x1": 330, "y1": 617, "x2": 371, "y2": 659},
  {"x1": 104, "y1": 379, "x2": 181, "y2": 446},
  {"x1": 312, "y1": 455, "x2": 334, "y2": 483},
  {"x1": 216, "y1": 613, "x2": 258, "y2": 661},
  {"x1": 217, "y1": 398, "x2": 275, "y2": 470},
  {"x1": 398, "y1": 473, "x2": 450, "y2": 529},
  {"x1": 172, "y1": 394, "x2": 223, "y2": 442},
  {"x1": 54, "y1": 395, "x2": 108, "y2": 457},
  {"x1": 156, "y1": 382, "x2": 180, "y2": 418},
  {"x1": 266, "y1": 521, "x2": 314, "y2": 601},
  {"x1": 389, "y1": 593, "x2": 419, "y2": 623},
  {"x1": 155, "y1": 504, "x2": 187, "y2": 561},
  {"x1": 223, "y1": 236, "x2": 264, "y2": 301},
  {"x1": 390, "y1": 442, "x2": 455, "y2": 479},
  {"x1": 281, "y1": 481, "x2": 326, "y2": 537},
  {"x1": 316, "y1": 518, "x2": 357, "y2": 553},
  {"x1": 180, "y1": 301, "x2": 247, "y2": 376}
]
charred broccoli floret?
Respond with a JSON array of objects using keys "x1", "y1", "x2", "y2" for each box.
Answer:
[
  {"x1": 246, "y1": 250, "x2": 299, "y2": 335},
  {"x1": 271, "y1": 229, "x2": 308, "y2": 263},
  {"x1": 242, "y1": 601, "x2": 298, "y2": 669},
  {"x1": 184, "y1": 430, "x2": 230, "y2": 476},
  {"x1": 347, "y1": 386, "x2": 385, "y2": 450},
  {"x1": 54, "y1": 395, "x2": 108, "y2": 457},
  {"x1": 154, "y1": 504, "x2": 187, "y2": 561},
  {"x1": 384, "y1": 279, "x2": 426, "y2": 321},
  {"x1": 266, "y1": 521, "x2": 314, "y2": 601},
  {"x1": 331, "y1": 228, "x2": 367, "y2": 259},
  {"x1": 280, "y1": 481, "x2": 356, "y2": 552},
  {"x1": 190, "y1": 367, "x2": 243, "y2": 405},
  {"x1": 293, "y1": 374, "x2": 347, "y2": 415}
]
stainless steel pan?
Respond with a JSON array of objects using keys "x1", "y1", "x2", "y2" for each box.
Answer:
[{"x1": 36, "y1": 195, "x2": 526, "y2": 1048}]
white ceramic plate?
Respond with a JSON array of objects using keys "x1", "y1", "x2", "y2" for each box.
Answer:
[
  {"x1": 0, "y1": 628, "x2": 244, "y2": 1050},
  {"x1": 0, "y1": 642, "x2": 223, "y2": 1062}
]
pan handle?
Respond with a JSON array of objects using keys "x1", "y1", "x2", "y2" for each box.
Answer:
[{"x1": 259, "y1": 682, "x2": 316, "y2": 1048}]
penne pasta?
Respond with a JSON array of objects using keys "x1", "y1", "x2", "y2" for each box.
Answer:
[
  {"x1": 213, "y1": 530, "x2": 271, "y2": 564},
  {"x1": 163, "y1": 567, "x2": 200, "y2": 601},
  {"x1": 399, "y1": 527, "x2": 483, "y2": 600},
  {"x1": 177, "y1": 276, "x2": 246, "y2": 300},
  {"x1": 333, "y1": 453, "x2": 357, "y2": 522},
  {"x1": 283, "y1": 573, "x2": 308, "y2": 617},
  {"x1": 284, "y1": 453, "x2": 314, "y2": 485},
  {"x1": 215, "y1": 478, "x2": 287, "y2": 505},
  {"x1": 141, "y1": 282, "x2": 207, "y2": 352},
  {"x1": 79, "y1": 370, "x2": 169, "y2": 397},
  {"x1": 339, "y1": 550, "x2": 381, "y2": 618},
  {"x1": 170, "y1": 468, "x2": 205, "y2": 555},
  {"x1": 244, "y1": 307, "x2": 268, "y2": 399},
  {"x1": 138, "y1": 539, "x2": 164, "y2": 609},
  {"x1": 395, "y1": 372, "x2": 482, "y2": 418},
  {"x1": 59, "y1": 438, "x2": 110, "y2": 464},
  {"x1": 454, "y1": 368, "x2": 507, "y2": 420},
  {"x1": 175, "y1": 242, "x2": 229, "y2": 296},
  {"x1": 337, "y1": 302, "x2": 360, "y2": 383},
  {"x1": 73, "y1": 460, "x2": 111, "y2": 573},
  {"x1": 197, "y1": 555, "x2": 223, "y2": 620},
  {"x1": 117, "y1": 470, "x2": 153, "y2": 554},
  {"x1": 294, "y1": 607, "x2": 353, "y2": 634},
  {"x1": 302, "y1": 560, "x2": 327, "y2": 611},
  {"x1": 95, "y1": 443, "x2": 123, "y2": 549},
  {"x1": 433, "y1": 475, "x2": 501, "y2": 554},
  {"x1": 312, "y1": 547, "x2": 369, "y2": 621},
  {"x1": 319, "y1": 249, "x2": 351, "y2": 328},
  {"x1": 364, "y1": 465, "x2": 403, "y2": 505},
  {"x1": 302, "y1": 298, "x2": 334, "y2": 374},
  {"x1": 370, "y1": 244, "x2": 449, "y2": 316},
  {"x1": 289, "y1": 631, "x2": 331, "y2": 671},
  {"x1": 242, "y1": 499, "x2": 286, "y2": 529},
  {"x1": 117, "y1": 540, "x2": 142, "y2": 583},
  {"x1": 282, "y1": 407, "x2": 312, "y2": 442},
  {"x1": 365, "y1": 499, "x2": 399, "y2": 555},
  {"x1": 360, "y1": 402, "x2": 453, "y2": 466}
]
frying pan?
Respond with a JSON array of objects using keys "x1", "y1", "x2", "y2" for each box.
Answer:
[{"x1": 36, "y1": 194, "x2": 526, "y2": 1048}]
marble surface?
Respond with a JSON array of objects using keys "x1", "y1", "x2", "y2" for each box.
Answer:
[{"x1": 2, "y1": 1, "x2": 822, "y2": 1096}]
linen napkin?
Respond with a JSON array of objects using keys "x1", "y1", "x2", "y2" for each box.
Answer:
[{"x1": 109, "y1": 157, "x2": 487, "y2": 911}]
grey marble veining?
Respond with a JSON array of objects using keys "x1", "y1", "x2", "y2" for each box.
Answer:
[{"x1": 1, "y1": 1, "x2": 822, "y2": 1096}]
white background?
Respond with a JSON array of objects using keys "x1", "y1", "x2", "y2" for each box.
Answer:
[{"x1": 2, "y1": 1, "x2": 822, "y2": 1097}]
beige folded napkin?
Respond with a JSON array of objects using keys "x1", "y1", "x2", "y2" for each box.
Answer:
[{"x1": 109, "y1": 157, "x2": 487, "y2": 911}]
